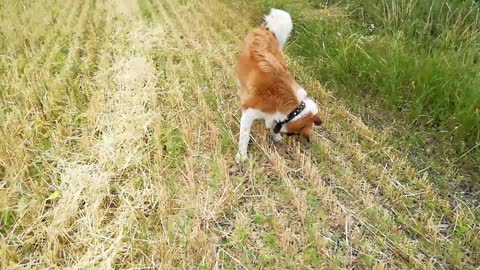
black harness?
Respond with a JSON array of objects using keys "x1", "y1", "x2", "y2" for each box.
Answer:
[{"x1": 273, "y1": 101, "x2": 306, "y2": 134}]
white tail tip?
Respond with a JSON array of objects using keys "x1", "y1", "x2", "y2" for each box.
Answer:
[{"x1": 264, "y1": 8, "x2": 293, "y2": 49}]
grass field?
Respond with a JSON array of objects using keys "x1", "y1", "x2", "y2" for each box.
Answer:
[{"x1": 0, "y1": 0, "x2": 479, "y2": 269}]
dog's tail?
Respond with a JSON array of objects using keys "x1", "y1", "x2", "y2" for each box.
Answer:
[{"x1": 263, "y1": 8, "x2": 293, "y2": 49}]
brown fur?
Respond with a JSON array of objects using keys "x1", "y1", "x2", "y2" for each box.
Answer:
[
  {"x1": 235, "y1": 27, "x2": 299, "y2": 114},
  {"x1": 285, "y1": 112, "x2": 322, "y2": 138},
  {"x1": 235, "y1": 26, "x2": 322, "y2": 137}
]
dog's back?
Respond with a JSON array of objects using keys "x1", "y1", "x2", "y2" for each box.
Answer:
[
  {"x1": 235, "y1": 8, "x2": 294, "y2": 107},
  {"x1": 235, "y1": 27, "x2": 286, "y2": 92}
]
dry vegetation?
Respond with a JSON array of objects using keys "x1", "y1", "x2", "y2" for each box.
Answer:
[{"x1": 0, "y1": 0, "x2": 479, "y2": 269}]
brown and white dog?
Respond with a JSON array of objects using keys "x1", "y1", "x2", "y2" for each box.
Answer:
[{"x1": 234, "y1": 8, "x2": 322, "y2": 161}]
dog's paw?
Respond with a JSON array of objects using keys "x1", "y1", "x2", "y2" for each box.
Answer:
[
  {"x1": 235, "y1": 152, "x2": 248, "y2": 163},
  {"x1": 268, "y1": 134, "x2": 283, "y2": 143}
]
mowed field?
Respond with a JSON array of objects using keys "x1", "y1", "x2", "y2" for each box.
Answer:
[{"x1": 0, "y1": 0, "x2": 479, "y2": 269}]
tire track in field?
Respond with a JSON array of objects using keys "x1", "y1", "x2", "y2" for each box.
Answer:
[
  {"x1": 31, "y1": 1, "x2": 155, "y2": 268},
  {"x1": 53, "y1": 1, "x2": 161, "y2": 267},
  {"x1": 38, "y1": 0, "x2": 182, "y2": 267}
]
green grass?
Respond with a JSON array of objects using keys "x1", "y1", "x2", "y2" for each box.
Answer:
[{"x1": 269, "y1": 0, "x2": 479, "y2": 141}]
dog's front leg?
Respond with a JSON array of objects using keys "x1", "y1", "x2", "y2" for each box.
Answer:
[
  {"x1": 265, "y1": 119, "x2": 282, "y2": 142},
  {"x1": 236, "y1": 109, "x2": 258, "y2": 162}
]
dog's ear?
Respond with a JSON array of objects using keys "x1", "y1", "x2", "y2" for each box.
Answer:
[{"x1": 313, "y1": 114, "x2": 322, "y2": 126}]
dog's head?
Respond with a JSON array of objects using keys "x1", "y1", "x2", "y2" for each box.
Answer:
[
  {"x1": 284, "y1": 113, "x2": 322, "y2": 140},
  {"x1": 282, "y1": 98, "x2": 322, "y2": 140}
]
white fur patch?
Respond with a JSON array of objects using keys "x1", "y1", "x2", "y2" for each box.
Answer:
[
  {"x1": 291, "y1": 98, "x2": 319, "y2": 122},
  {"x1": 296, "y1": 87, "x2": 307, "y2": 101},
  {"x1": 264, "y1": 8, "x2": 293, "y2": 49}
]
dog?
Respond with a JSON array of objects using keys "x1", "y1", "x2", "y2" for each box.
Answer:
[{"x1": 234, "y1": 8, "x2": 322, "y2": 161}]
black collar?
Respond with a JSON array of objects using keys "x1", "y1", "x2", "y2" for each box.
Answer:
[{"x1": 273, "y1": 101, "x2": 306, "y2": 134}]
